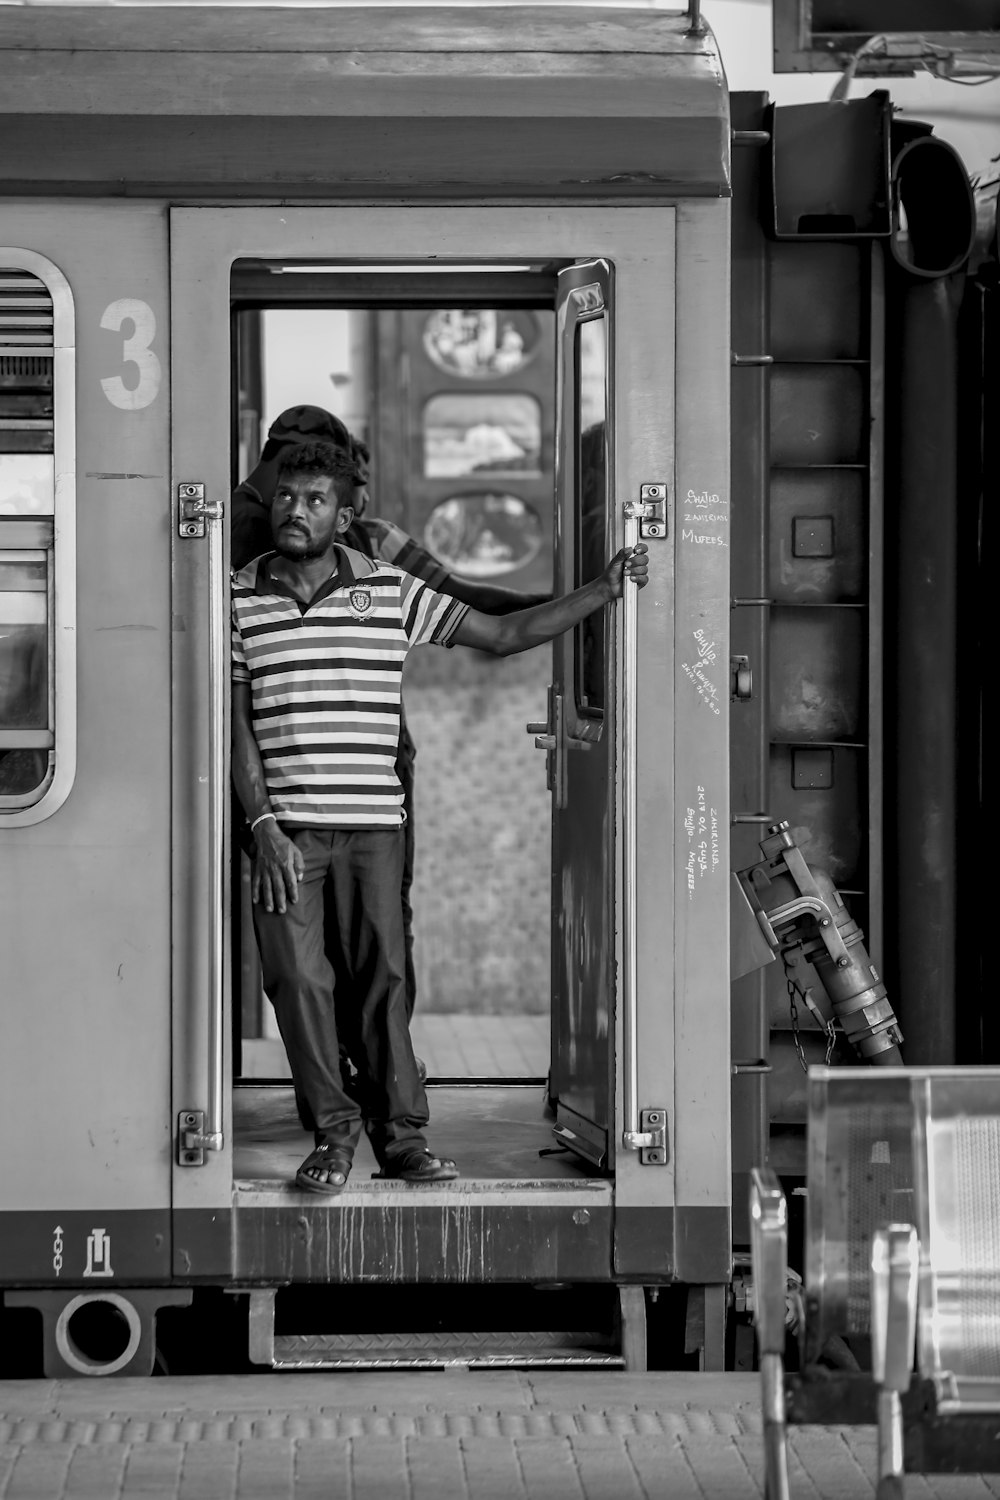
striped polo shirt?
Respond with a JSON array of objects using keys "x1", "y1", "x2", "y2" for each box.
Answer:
[{"x1": 232, "y1": 546, "x2": 468, "y2": 829}]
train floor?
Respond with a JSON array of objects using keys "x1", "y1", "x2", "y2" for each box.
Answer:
[
  {"x1": 233, "y1": 1083, "x2": 598, "y2": 1187},
  {"x1": 2, "y1": 1369, "x2": 995, "y2": 1499}
]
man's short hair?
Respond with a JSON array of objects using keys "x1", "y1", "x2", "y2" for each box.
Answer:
[{"x1": 276, "y1": 440, "x2": 360, "y2": 504}]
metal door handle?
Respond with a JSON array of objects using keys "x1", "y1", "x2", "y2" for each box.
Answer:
[
  {"x1": 202, "y1": 495, "x2": 226, "y2": 1152},
  {"x1": 620, "y1": 505, "x2": 641, "y2": 1152},
  {"x1": 526, "y1": 694, "x2": 566, "y2": 806},
  {"x1": 178, "y1": 484, "x2": 225, "y2": 1160},
  {"x1": 526, "y1": 720, "x2": 556, "y2": 751}
]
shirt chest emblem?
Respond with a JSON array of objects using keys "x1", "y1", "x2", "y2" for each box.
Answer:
[{"x1": 347, "y1": 584, "x2": 375, "y2": 621}]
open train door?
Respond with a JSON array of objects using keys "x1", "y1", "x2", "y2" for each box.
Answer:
[
  {"x1": 545, "y1": 235, "x2": 733, "y2": 1320},
  {"x1": 544, "y1": 259, "x2": 618, "y2": 1168}
]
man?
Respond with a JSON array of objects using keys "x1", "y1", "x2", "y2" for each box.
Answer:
[
  {"x1": 232, "y1": 439, "x2": 647, "y2": 1194},
  {"x1": 233, "y1": 405, "x2": 551, "y2": 1029}
]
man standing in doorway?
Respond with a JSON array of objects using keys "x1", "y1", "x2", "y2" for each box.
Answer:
[
  {"x1": 232, "y1": 439, "x2": 647, "y2": 1193},
  {"x1": 233, "y1": 405, "x2": 551, "y2": 1034}
]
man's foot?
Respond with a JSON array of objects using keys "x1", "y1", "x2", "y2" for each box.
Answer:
[
  {"x1": 375, "y1": 1148, "x2": 459, "y2": 1183},
  {"x1": 295, "y1": 1142, "x2": 353, "y2": 1194}
]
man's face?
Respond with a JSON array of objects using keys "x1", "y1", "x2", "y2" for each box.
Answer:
[{"x1": 271, "y1": 470, "x2": 353, "y2": 561}]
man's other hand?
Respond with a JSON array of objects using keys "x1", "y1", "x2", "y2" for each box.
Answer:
[
  {"x1": 604, "y1": 542, "x2": 649, "y2": 598},
  {"x1": 252, "y1": 823, "x2": 305, "y2": 913}
]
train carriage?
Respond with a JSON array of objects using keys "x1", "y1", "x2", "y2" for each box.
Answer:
[{"x1": 0, "y1": 1, "x2": 986, "y2": 1377}]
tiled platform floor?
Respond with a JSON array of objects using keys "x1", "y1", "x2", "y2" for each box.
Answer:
[{"x1": 1, "y1": 1372, "x2": 997, "y2": 1499}]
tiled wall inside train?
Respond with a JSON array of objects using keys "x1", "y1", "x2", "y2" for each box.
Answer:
[{"x1": 402, "y1": 641, "x2": 551, "y2": 1014}]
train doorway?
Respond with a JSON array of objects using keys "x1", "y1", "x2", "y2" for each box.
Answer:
[
  {"x1": 170, "y1": 207, "x2": 677, "y2": 1235},
  {"x1": 231, "y1": 284, "x2": 557, "y2": 1090}
]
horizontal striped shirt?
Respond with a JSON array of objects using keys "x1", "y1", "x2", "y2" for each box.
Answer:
[{"x1": 232, "y1": 546, "x2": 468, "y2": 829}]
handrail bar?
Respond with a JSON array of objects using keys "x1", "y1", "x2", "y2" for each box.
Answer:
[
  {"x1": 620, "y1": 508, "x2": 642, "y2": 1150},
  {"x1": 203, "y1": 503, "x2": 225, "y2": 1149}
]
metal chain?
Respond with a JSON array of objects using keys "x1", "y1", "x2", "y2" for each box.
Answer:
[{"x1": 783, "y1": 953, "x2": 837, "y2": 1072}]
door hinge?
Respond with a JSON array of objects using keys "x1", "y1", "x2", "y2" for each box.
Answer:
[{"x1": 624, "y1": 1107, "x2": 669, "y2": 1165}]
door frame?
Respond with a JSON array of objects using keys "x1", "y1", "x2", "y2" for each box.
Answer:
[{"x1": 169, "y1": 206, "x2": 693, "y2": 1265}]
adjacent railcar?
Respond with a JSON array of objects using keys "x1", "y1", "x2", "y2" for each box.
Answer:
[{"x1": 0, "y1": 2, "x2": 984, "y2": 1377}]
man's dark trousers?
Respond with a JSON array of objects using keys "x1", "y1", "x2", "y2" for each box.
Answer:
[{"x1": 253, "y1": 827, "x2": 429, "y2": 1165}]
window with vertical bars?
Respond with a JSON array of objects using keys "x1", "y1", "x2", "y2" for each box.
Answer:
[{"x1": 1, "y1": 268, "x2": 57, "y2": 808}]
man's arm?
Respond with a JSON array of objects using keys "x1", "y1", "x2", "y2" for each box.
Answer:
[
  {"x1": 435, "y1": 573, "x2": 552, "y2": 616},
  {"x1": 232, "y1": 681, "x2": 304, "y2": 913},
  {"x1": 451, "y1": 544, "x2": 647, "y2": 657}
]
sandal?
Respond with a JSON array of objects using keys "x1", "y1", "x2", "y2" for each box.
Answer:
[
  {"x1": 295, "y1": 1142, "x2": 353, "y2": 1195},
  {"x1": 375, "y1": 1149, "x2": 459, "y2": 1183}
]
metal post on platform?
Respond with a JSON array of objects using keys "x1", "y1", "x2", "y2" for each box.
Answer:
[{"x1": 686, "y1": 0, "x2": 708, "y2": 37}]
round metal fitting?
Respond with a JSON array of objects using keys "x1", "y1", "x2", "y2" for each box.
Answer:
[{"x1": 54, "y1": 1292, "x2": 143, "y2": 1376}]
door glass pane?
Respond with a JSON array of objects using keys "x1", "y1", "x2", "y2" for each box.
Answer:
[
  {"x1": 0, "y1": 453, "x2": 55, "y2": 516},
  {"x1": 575, "y1": 316, "x2": 607, "y2": 715},
  {"x1": 423, "y1": 393, "x2": 541, "y2": 478}
]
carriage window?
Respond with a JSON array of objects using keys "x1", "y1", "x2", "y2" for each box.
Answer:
[
  {"x1": 574, "y1": 315, "x2": 608, "y2": 716},
  {"x1": 0, "y1": 258, "x2": 75, "y2": 819}
]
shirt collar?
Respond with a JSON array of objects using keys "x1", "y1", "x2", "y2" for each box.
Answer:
[{"x1": 254, "y1": 544, "x2": 359, "y2": 602}]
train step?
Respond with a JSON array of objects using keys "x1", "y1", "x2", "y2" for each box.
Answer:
[{"x1": 247, "y1": 1287, "x2": 648, "y2": 1370}]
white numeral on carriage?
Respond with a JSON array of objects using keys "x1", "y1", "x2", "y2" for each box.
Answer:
[{"x1": 100, "y1": 298, "x2": 162, "y2": 411}]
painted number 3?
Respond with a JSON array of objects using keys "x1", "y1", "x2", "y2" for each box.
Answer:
[{"x1": 100, "y1": 298, "x2": 162, "y2": 411}]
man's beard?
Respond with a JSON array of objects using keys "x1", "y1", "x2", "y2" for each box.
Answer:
[{"x1": 274, "y1": 530, "x2": 331, "y2": 561}]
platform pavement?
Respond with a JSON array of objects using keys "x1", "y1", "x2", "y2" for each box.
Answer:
[{"x1": 1, "y1": 1371, "x2": 999, "y2": 1499}]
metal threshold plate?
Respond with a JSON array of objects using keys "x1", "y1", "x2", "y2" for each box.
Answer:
[
  {"x1": 271, "y1": 1330, "x2": 623, "y2": 1370},
  {"x1": 235, "y1": 1178, "x2": 612, "y2": 1210}
]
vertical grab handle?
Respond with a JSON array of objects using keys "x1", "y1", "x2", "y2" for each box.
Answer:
[
  {"x1": 620, "y1": 509, "x2": 642, "y2": 1150},
  {"x1": 204, "y1": 502, "x2": 226, "y2": 1150},
  {"x1": 178, "y1": 482, "x2": 226, "y2": 1158}
]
